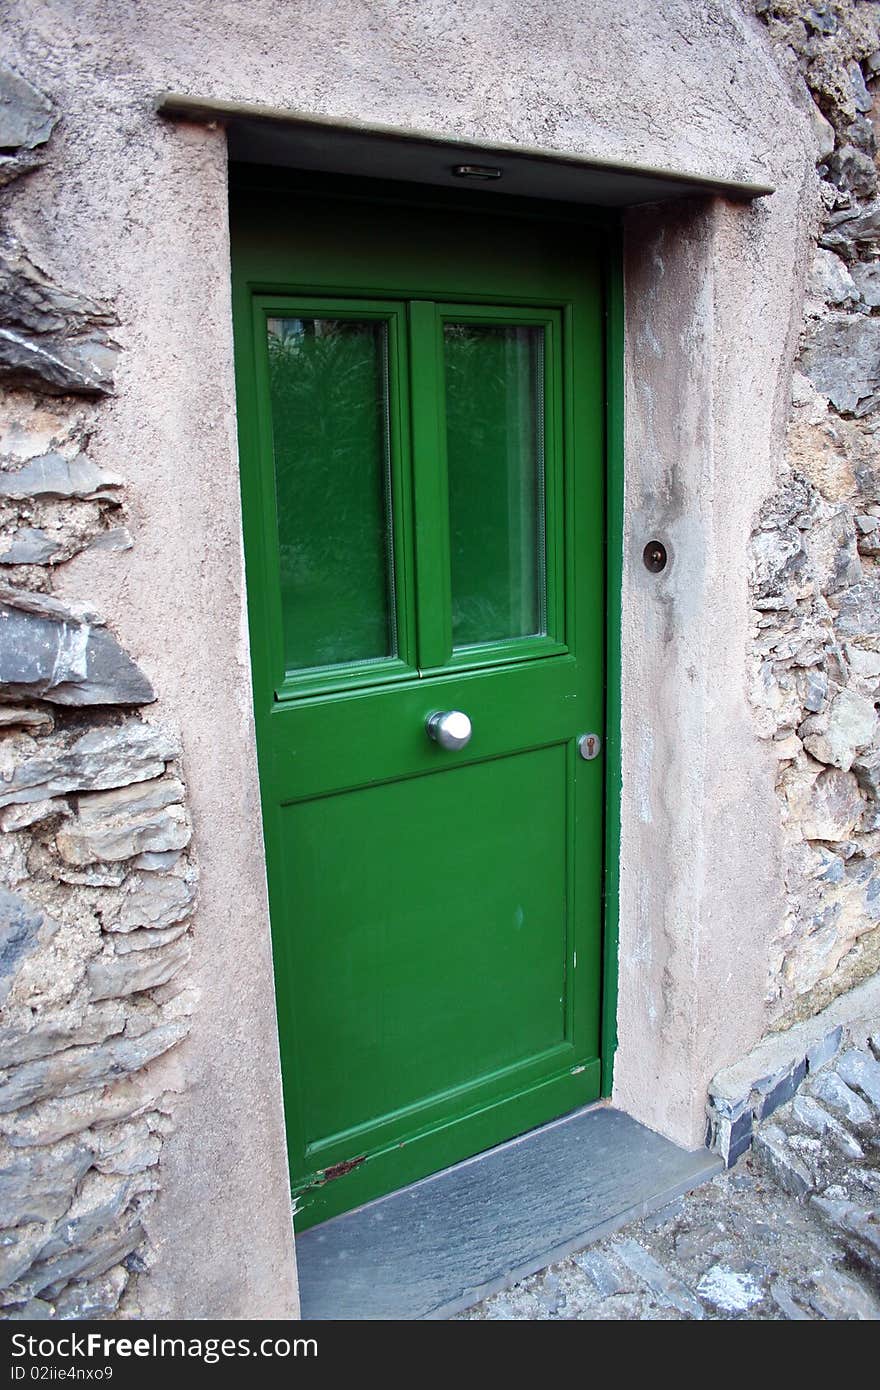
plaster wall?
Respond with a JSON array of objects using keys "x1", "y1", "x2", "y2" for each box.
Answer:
[{"x1": 1, "y1": 0, "x2": 816, "y2": 1314}]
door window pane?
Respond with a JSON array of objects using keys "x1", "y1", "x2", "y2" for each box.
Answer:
[
  {"x1": 266, "y1": 317, "x2": 396, "y2": 673},
  {"x1": 444, "y1": 322, "x2": 546, "y2": 648}
]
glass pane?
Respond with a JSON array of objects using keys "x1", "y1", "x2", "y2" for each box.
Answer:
[
  {"x1": 266, "y1": 316, "x2": 396, "y2": 673},
  {"x1": 444, "y1": 322, "x2": 546, "y2": 648}
]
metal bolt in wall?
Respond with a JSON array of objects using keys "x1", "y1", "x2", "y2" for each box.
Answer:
[{"x1": 643, "y1": 540, "x2": 668, "y2": 573}]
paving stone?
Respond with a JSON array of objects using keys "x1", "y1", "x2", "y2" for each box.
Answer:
[
  {"x1": 770, "y1": 1278, "x2": 813, "y2": 1320},
  {"x1": 791, "y1": 1093, "x2": 864, "y2": 1159},
  {"x1": 572, "y1": 1248, "x2": 625, "y2": 1298},
  {"x1": 753, "y1": 1125, "x2": 815, "y2": 1196},
  {"x1": 807, "y1": 1068, "x2": 874, "y2": 1124},
  {"x1": 811, "y1": 1196, "x2": 880, "y2": 1270},
  {"x1": 612, "y1": 1238, "x2": 704, "y2": 1318},
  {"x1": 643, "y1": 1198, "x2": 685, "y2": 1231},
  {"x1": 462, "y1": 1125, "x2": 880, "y2": 1322},
  {"x1": 808, "y1": 1265, "x2": 880, "y2": 1319},
  {"x1": 695, "y1": 1263, "x2": 765, "y2": 1314},
  {"x1": 835, "y1": 1048, "x2": 880, "y2": 1107}
]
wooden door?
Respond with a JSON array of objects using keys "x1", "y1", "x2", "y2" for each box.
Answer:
[{"x1": 232, "y1": 174, "x2": 607, "y2": 1229}]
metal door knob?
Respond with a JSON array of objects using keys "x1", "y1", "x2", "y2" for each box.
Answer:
[{"x1": 426, "y1": 710, "x2": 472, "y2": 750}]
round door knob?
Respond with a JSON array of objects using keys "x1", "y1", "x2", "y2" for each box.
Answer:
[{"x1": 426, "y1": 710, "x2": 472, "y2": 751}]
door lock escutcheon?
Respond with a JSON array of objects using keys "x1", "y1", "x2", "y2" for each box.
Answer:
[{"x1": 578, "y1": 733, "x2": 602, "y2": 760}]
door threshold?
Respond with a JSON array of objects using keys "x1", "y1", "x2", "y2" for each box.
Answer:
[{"x1": 295, "y1": 1104, "x2": 721, "y2": 1319}]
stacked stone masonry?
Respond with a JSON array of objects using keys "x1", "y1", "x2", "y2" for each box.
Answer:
[
  {"x1": 750, "y1": 1, "x2": 880, "y2": 1025},
  {"x1": 0, "y1": 65, "x2": 196, "y2": 1320}
]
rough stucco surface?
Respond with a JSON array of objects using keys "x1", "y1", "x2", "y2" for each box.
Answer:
[{"x1": 0, "y1": 0, "x2": 844, "y2": 1314}]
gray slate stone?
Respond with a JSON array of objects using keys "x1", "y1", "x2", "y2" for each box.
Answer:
[
  {"x1": 57, "y1": 802, "x2": 190, "y2": 866},
  {"x1": 0, "y1": 1075, "x2": 156, "y2": 1148},
  {"x1": 807, "y1": 249, "x2": 859, "y2": 307},
  {"x1": 0, "y1": 63, "x2": 56, "y2": 151},
  {"x1": 0, "y1": 451, "x2": 123, "y2": 501},
  {"x1": 0, "y1": 887, "x2": 57, "y2": 1006},
  {"x1": 753, "y1": 1125, "x2": 813, "y2": 1196},
  {"x1": 87, "y1": 526, "x2": 132, "y2": 554},
  {"x1": 130, "y1": 848, "x2": 183, "y2": 873},
  {"x1": 18, "y1": 1216, "x2": 144, "y2": 1300},
  {"x1": 807, "y1": 1068, "x2": 873, "y2": 1125},
  {"x1": 825, "y1": 145, "x2": 878, "y2": 199},
  {"x1": 0, "y1": 1018, "x2": 189, "y2": 1113},
  {"x1": 4, "y1": 1299, "x2": 55, "y2": 1319},
  {"x1": 111, "y1": 923, "x2": 188, "y2": 955},
  {"x1": 835, "y1": 1048, "x2": 880, "y2": 1107},
  {"x1": 791, "y1": 1094, "x2": 864, "y2": 1159},
  {"x1": 92, "y1": 1119, "x2": 162, "y2": 1178},
  {"x1": 572, "y1": 1247, "x2": 625, "y2": 1298},
  {"x1": 0, "y1": 1222, "x2": 53, "y2": 1288},
  {"x1": 759, "y1": 1058, "x2": 807, "y2": 1118},
  {"x1": 0, "y1": 1000, "x2": 126, "y2": 1068},
  {"x1": 0, "y1": 706, "x2": 53, "y2": 733},
  {"x1": 0, "y1": 241, "x2": 119, "y2": 396},
  {"x1": 0, "y1": 720, "x2": 178, "y2": 807},
  {"x1": 853, "y1": 748, "x2": 880, "y2": 799},
  {"x1": 51, "y1": 1266, "x2": 127, "y2": 1319},
  {"x1": 801, "y1": 687, "x2": 877, "y2": 771},
  {"x1": 811, "y1": 1196, "x2": 880, "y2": 1271},
  {"x1": 695, "y1": 1264, "x2": 765, "y2": 1314},
  {"x1": 808, "y1": 1265, "x2": 880, "y2": 1320},
  {"x1": 806, "y1": 1024, "x2": 843, "y2": 1074},
  {"x1": 87, "y1": 937, "x2": 191, "y2": 1001},
  {"x1": 0, "y1": 1138, "x2": 92, "y2": 1227},
  {"x1": 821, "y1": 203, "x2": 880, "y2": 261},
  {"x1": 770, "y1": 1277, "x2": 812, "y2": 1320},
  {"x1": 800, "y1": 314, "x2": 880, "y2": 415},
  {"x1": 37, "y1": 1173, "x2": 136, "y2": 1263},
  {"x1": 109, "y1": 873, "x2": 195, "y2": 933},
  {"x1": 0, "y1": 796, "x2": 70, "y2": 831},
  {"x1": 0, "y1": 586, "x2": 154, "y2": 706},
  {"x1": 801, "y1": 767, "x2": 864, "y2": 841},
  {"x1": 0, "y1": 528, "x2": 63, "y2": 565},
  {"x1": 830, "y1": 578, "x2": 880, "y2": 638},
  {"x1": 613, "y1": 1238, "x2": 704, "y2": 1318},
  {"x1": 851, "y1": 260, "x2": 880, "y2": 308}
]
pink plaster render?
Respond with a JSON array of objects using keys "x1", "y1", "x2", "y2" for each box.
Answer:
[{"x1": 1, "y1": 0, "x2": 818, "y2": 1313}]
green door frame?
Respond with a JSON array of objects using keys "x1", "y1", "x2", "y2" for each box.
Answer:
[{"x1": 229, "y1": 163, "x2": 624, "y2": 1208}]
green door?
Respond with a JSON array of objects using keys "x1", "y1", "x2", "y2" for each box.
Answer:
[{"x1": 232, "y1": 174, "x2": 607, "y2": 1229}]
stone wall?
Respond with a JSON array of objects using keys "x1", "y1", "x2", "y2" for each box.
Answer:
[
  {"x1": 0, "y1": 66, "x2": 196, "y2": 1319},
  {"x1": 749, "y1": 1, "x2": 880, "y2": 1027}
]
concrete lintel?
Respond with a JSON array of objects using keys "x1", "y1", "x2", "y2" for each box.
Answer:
[{"x1": 156, "y1": 93, "x2": 776, "y2": 208}]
